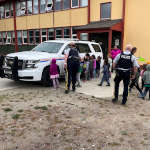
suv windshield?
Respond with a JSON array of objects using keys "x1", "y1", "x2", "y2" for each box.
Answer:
[{"x1": 32, "y1": 42, "x2": 64, "y2": 53}]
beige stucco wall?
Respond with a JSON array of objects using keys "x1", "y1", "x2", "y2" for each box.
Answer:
[
  {"x1": 0, "y1": 18, "x2": 14, "y2": 31},
  {"x1": 0, "y1": 7, "x2": 88, "y2": 31},
  {"x1": 124, "y1": 0, "x2": 150, "y2": 63},
  {"x1": 91, "y1": 0, "x2": 123, "y2": 22}
]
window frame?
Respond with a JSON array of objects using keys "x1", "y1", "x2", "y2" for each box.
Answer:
[
  {"x1": 5, "y1": 3, "x2": 10, "y2": 18},
  {"x1": 71, "y1": 0, "x2": 79, "y2": 8},
  {"x1": 33, "y1": 0, "x2": 39, "y2": 14},
  {"x1": 55, "y1": 28, "x2": 63, "y2": 39},
  {"x1": 27, "y1": 0, "x2": 33, "y2": 15},
  {"x1": 80, "y1": 0, "x2": 88, "y2": 7},
  {"x1": 41, "y1": 28, "x2": 47, "y2": 42},
  {"x1": 22, "y1": 30, "x2": 28, "y2": 44},
  {"x1": 100, "y1": 2, "x2": 111, "y2": 20},
  {"x1": 5, "y1": 31, "x2": 12, "y2": 44},
  {"x1": 48, "y1": 28, "x2": 54, "y2": 40}
]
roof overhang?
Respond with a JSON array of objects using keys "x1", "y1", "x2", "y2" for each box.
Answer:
[{"x1": 75, "y1": 19, "x2": 123, "y2": 33}]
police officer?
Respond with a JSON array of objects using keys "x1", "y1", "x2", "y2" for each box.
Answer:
[
  {"x1": 65, "y1": 42, "x2": 80, "y2": 94},
  {"x1": 112, "y1": 44, "x2": 139, "y2": 105},
  {"x1": 12, "y1": 56, "x2": 19, "y2": 81}
]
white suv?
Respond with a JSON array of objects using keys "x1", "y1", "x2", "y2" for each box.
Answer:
[{"x1": 3, "y1": 39, "x2": 103, "y2": 86}]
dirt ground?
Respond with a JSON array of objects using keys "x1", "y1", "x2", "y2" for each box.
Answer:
[{"x1": 0, "y1": 83, "x2": 150, "y2": 150}]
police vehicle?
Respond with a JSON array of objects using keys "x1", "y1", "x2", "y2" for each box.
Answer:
[{"x1": 3, "y1": 39, "x2": 103, "y2": 86}]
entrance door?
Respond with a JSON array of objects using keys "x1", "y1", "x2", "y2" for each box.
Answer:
[{"x1": 89, "y1": 32, "x2": 108, "y2": 59}]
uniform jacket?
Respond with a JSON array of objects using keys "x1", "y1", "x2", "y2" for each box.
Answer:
[{"x1": 143, "y1": 64, "x2": 150, "y2": 85}]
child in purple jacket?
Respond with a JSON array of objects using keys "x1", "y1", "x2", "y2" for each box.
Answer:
[{"x1": 50, "y1": 58, "x2": 59, "y2": 89}]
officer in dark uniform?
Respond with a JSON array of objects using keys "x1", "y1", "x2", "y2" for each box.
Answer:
[
  {"x1": 112, "y1": 44, "x2": 139, "y2": 105},
  {"x1": 12, "y1": 56, "x2": 19, "y2": 81},
  {"x1": 65, "y1": 42, "x2": 80, "y2": 94},
  {"x1": 0, "y1": 54, "x2": 5, "y2": 78}
]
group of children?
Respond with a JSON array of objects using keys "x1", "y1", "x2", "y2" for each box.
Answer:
[
  {"x1": 49, "y1": 53, "x2": 150, "y2": 100},
  {"x1": 129, "y1": 63, "x2": 150, "y2": 100},
  {"x1": 49, "y1": 53, "x2": 111, "y2": 90}
]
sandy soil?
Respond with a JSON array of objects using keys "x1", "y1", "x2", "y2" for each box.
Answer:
[{"x1": 0, "y1": 83, "x2": 150, "y2": 150}]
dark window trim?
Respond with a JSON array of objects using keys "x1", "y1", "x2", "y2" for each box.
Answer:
[{"x1": 100, "y1": 2, "x2": 111, "y2": 20}]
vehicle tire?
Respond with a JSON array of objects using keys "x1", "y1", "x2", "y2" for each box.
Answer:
[{"x1": 41, "y1": 67, "x2": 52, "y2": 87}]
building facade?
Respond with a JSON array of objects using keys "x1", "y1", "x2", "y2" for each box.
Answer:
[{"x1": 0, "y1": 0, "x2": 149, "y2": 62}]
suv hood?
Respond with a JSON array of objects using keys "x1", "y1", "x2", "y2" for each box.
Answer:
[{"x1": 7, "y1": 51, "x2": 58, "y2": 60}]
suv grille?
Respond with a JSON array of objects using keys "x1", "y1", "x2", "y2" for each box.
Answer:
[{"x1": 5, "y1": 57, "x2": 24, "y2": 70}]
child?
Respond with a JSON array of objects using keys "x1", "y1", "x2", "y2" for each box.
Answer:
[
  {"x1": 89, "y1": 56, "x2": 94, "y2": 79},
  {"x1": 83, "y1": 54, "x2": 90, "y2": 81},
  {"x1": 140, "y1": 64, "x2": 147, "y2": 90},
  {"x1": 96, "y1": 56, "x2": 101, "y2": 78},
  {"x1": 50, "y1": 58, "x2": 59, "y2": 89},
  {"x1": 129, "y1": 68, "x2": 143, "y2": 96},
  {"x1": 92, "y1": 55, "x2": 96, "y2": 78},
  {"x1": 98, "y1": 59, "x2": 110, "y2": 86},
  {"x1": 141, "y1": 64, "x2": 150, "y2": 100},
  {"x1": 76, "y1": 61, "x2": 82, "y2": 87}
]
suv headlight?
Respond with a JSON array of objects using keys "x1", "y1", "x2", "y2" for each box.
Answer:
[{"x1": 25, "y1": 60, "x2": 40, "y2": 69}]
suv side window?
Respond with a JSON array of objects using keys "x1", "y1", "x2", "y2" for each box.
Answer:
[
  {"x1": 92, "y1": 44, "x2": 101, "y2": 52},
  {"x1": 76, "y1": 43, "x2": 91, "y2": 53},
  {"x1": 62, "y1": 45, "x2": 69, "y2": 55}
]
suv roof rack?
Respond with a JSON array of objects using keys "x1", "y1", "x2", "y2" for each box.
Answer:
[{"x1": 55, "y1": 38, "x2": 79, "y2": 41}]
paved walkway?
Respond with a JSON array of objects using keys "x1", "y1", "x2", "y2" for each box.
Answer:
[
  {"x1": 0, "y1": 74, "x2": 123, "y2": 98},
  {"x1": 76, "y1": 74, "x2": 123, "y2": 98}
]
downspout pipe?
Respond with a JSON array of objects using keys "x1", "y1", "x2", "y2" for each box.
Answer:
[
  {"x1": 13, "y1": 0, "x2": 18, "y2": 52},
  {"x1": 88, "y1": 0, "x2": 91, "y2": 23},
  {"x1": 121, "y1": 0, "x2": 126, "y2": 51}
]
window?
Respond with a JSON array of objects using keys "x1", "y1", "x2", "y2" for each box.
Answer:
[
  {"x1": 10, "y1": 3, "x2": 14, "y2": 17},
  {"x1": 80, "y1": 0, "x2": 88, "y2": 7},
  {"x1": 64, "y1": 28, "x2": 70, "y2": 38},
  {"x1": 72, "y1": 27, "x2": 77, "y2": 39},
  {"x1": 12, "y1": 32, "x2": 15, "y2": 43},
  {"x1": 6, "y1": 32, "x2": 12, "y2": 44},
  {"x1": 56, "y1": 28, "x2": 62, "y2": 38},
  {"x1": 17, "y1": 31, "x2": 22, "y2": 45},
  {"x1": 40, "y1": 0, "x2": 46, "y2": 13},
  {"x1": 2, "y1": 32, "x2": 6, "y2": 43},
  {"x1": 101, "y1": 3, "x2": 111, "y2": 19},
  {"x1": 92, "y1": 44, "x2": 101, "y2": 52},
  {"x1": 0, "y1": 6, "x2": 4, "y2": 19},
  {"x1": 76, "y1": 43, "x2": 90, "y2": 53},
  {"x1": 16, "y1": 1, "x2": 21, "y2": 16},
  {"x1": 23, "y1": 31, "x2": 28, "y2": 44},
  {"x1": 32, "y1": 42, "x2": 63, "y2": 53},
  {"x1": 35, "y1": 30, "x2": 40, "y2": 43},
  {"x1": 5, "y1": 3, "x2": 10, "y2": 18},
  {"x1": 63, "y1": 0, "x2": 70, "y2": 9},
  {"x1": 48, "y1": 29, "x2": 54, "y2": 40},
  {"x1": 41, "y1": 29, "x2": 47, "y2": 42},
  {"x1": 71, "y1": 0, "x2": 79, "y2": 8},
  {"x1": 55, "y1": 0, "x2": 62, "y2": 11},
  {"x1": 27, "y1": 0, "x2": 32, "y2": 14},
  {"x1": 80, "y1": 33, "x2": 88, "y2": 41},
  {"x1": 20, "y1": 1, "x2": 26, "y2": 16},
  {"x1": 33, "y1": 0, "x2": 39, "y2": 14},
  {"x1": 46, "y1": 0, "x2": 53, "y2": 11},
  {"x1": 0, "y1": 32, "x2": 2, "y2": 43},
  {"x1": 29, "y1": 30, "x2": 34, "y2": 44},
  {"x1": 16, "y1": 1, "x2": 26, "y2": 16}
]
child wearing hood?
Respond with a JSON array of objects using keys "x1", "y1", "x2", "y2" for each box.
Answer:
[
  {"x1": 141, "y1": 64, "x2": 150, "y2": 100},
  {"x1": 50, "y1": 58, "x2": 59, "y2": 89}
]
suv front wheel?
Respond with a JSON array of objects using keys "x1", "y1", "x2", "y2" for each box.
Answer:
[{"x1": 41, "y1": 67, "x2": 52, "y2": 87}]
